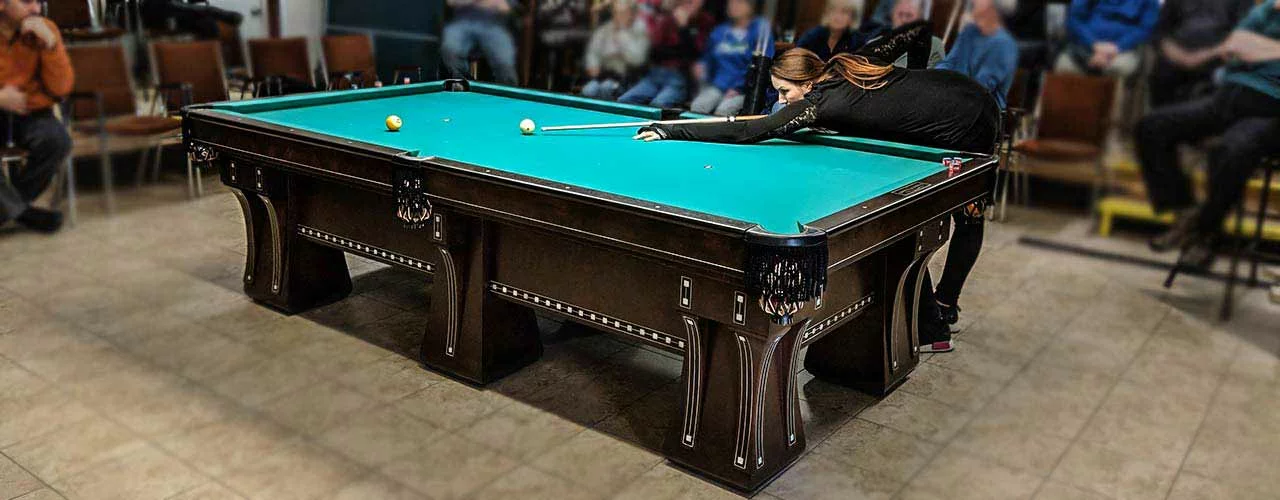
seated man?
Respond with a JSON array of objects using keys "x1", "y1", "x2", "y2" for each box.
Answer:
[
  {"x1": 0, "y1": 0, "x2": 73, "y2": 233},
  {"x1": 1054, "y1": 0, "x2": 1160, "y2": 77},
  {"x1": 882, "y1": 0, "x2": 946, "y2": 69},
  {"x1": 1137, "y1": 0, "x2": 1280, "y2": 269},
  {"x1": 442, "y1": 0, "x2": 519, "y2": 85},
  {"x1": 689, "y1": 0, "x2": 772, "y2": 116},
  {"x1": 581, "y1": 0, "x2": 650, "y2": 100},
  {"x1": 618, "y1": 0, "x2": 714, "y2": 108},
  {"x1": 1150, "y1": 0, "x2": 1255, "y2": 107}
]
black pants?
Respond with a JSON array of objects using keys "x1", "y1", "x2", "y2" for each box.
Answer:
[
  {"x1": 1147, "y1": 59, "x2": 1216, "y2": 109},
  {"x1": 918, "y1": 203, "x2": 986, "y2": 343},
  {"x1": 0, "y1": 110, "x2": 71, "y2": 222},
  {"x1": 1136, "y1": 83, "x2": 1280, "y2": 235}
]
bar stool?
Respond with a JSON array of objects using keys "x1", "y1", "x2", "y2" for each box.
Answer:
[{"x1": 1164, "y1": 155, "x2": 1278, "y2": 320}]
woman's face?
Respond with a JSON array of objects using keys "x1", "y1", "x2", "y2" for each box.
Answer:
[
  {"x1": 772, "y1": 76, "x2": 813, "y2": 105},
  {"x1": 826, "y1": 7, "x2": 854, "y2": 32}
]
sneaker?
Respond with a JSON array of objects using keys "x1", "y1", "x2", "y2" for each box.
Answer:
[
  {"x1": 16, "y1": 207, "x2": 63, "y2": 234},
  {"x1": 917, "y1": 341, "x2": 954, "y2": 353},
  {"x1": 938, "y1": 302, "x2": 961, "y2": 333}
]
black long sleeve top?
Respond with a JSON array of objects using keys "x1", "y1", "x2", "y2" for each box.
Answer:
[{"x1": 646, "y1": 22, "x2": 1002, "y2": 154}]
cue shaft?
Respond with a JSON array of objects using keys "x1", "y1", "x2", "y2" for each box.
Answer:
[{"x1": 540, "y1": 115, "x2": 767, "y2": 132}]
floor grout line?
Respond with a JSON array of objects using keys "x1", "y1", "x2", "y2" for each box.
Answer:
[{"x1": 1159, "y1": 340, "x2": 1242, "y2": 500}]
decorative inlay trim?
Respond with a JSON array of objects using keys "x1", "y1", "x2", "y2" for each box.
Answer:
[
  {"x1": 258, "y1": 195, "x2": 281, "y2": 294},
  {"x1": 679, "y1": 276, "x2": 693, "y2": 310},
  {"x1": 487, "y1": 282, "x2": 685, "y2": 351},
  {"x1": 754, "y1": 337, "x2": 781, "y2": 469},
  {"x1": 680, "y1": 316, "x2": 702, "y2": 448},
  {"x1": 439, "y1": 248, "x2": 459, "y2": 357},
  {"x1": 297, "y1": 226, "x2": 435, "y2": 273},
  {"x1": 733, "y1": 334, "x2": 753, "y2": 469},
  {"x1": 801, "y1": 294, "x2": 876, "y2": 345},
  {"x1": 733, "y1": 292, "x2": 747, "y2": 325},
  {"x1": 231, "y1": 190, "x2": 255, "y2": 284},
  {"x1": 786, "y1": 329, "x2": 803, "y2": 446}
]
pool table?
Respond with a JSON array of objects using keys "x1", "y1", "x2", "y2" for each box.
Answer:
[{"x1": 183, "y1": 80, "x2": 996, "y2": 492}]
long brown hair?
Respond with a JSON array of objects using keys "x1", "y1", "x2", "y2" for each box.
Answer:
[{"x1": 770, "y1": 48, "x2": 894, "y2": 90}]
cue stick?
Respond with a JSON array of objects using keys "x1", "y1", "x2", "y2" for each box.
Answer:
[{"x1": 540, "y1": 115, "x2": 768, "y2": 132}]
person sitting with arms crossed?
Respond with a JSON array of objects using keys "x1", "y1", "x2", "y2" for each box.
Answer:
[
  {"x1": 1137, "y1": 0, "x2": 1280, "y2": 270},
  {"x1": 0, "y1": 0, "x2": 73, "y2": 233},
  {"x1": 634, "y1": 21, "x2": 1001, "y2": 352},
  {"x1": 689, "y1": 0, "x2": 773, "y2": 116}
]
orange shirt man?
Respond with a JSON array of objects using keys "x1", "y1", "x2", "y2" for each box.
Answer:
[{"x1": 0, "y1": 0, "x2": 73, "y2": 233}]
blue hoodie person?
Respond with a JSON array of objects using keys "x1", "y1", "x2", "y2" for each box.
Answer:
[
  {"x1": 690, "y1": 0, "x2": 773, "y2": 116},
  {"x1": 1055, "y1": 0, "x2": 1161, "y2": 77}
]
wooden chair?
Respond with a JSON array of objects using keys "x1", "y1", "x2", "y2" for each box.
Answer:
[
  {"x1": 46, "y1": 0, "x2": 125, "y2": 42},
  {"x1": 66, "y1": 43, "x2": 187, "y2": 213},
  {"x1": 322, "y1": 34, "x2": 378, "y2": 90},
  {"x1": 929, "y1": 0, "x2": 963, "y2": 49},
  {"x1": 247, "y1": 37, "x2": 314, "y2": 97},
  {"x1": 150, "y1": 40, "x2": 229, "y2": 196},
  {"x1": 1009, "y1": 71, "x2": 1116, "y2": 216},
  {"x1": 993, "y1": 68, "x2": 1031, "y2": 221}
]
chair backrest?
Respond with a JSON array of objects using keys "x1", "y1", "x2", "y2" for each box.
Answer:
[
  {"x1": 1007, "y1": 67, "x2": 1030, "y2": 110},
  {"x1": 322, "y1": 34, "x2": 375, "y2": 75},
  {"x1": 929, "y1": 0, "x2": 961, "y2": 48},
  {"x1": 66, "y1": 43, "x2": 136, "y2": 120},
  {"x1": 1035, "y1": 71, "x2": 1116, "y2": 146},
  {"x1": 217, "y1": 20, "x2": 247, "y2": 70},
  {"x1": 47, "y1": 0, "x2": 95, "y2": 30},
  {"x1": 248, "y1": 37, "x2": 312, "y2": 84},
  {"x1": 151, "y1": 40, "x2": 230, "y2": 107}
]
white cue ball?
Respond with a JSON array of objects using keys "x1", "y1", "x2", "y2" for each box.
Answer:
[{"x1": 519, "y1": 118, "x2": 536, "y2": 135}]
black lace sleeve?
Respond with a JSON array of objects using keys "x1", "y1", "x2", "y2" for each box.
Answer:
[
  {"x1": 644, "y1": 101, "x2": 819, "y2": 144},
  {"x1": 856, "y1": 20, "x2": 933, "y2": 69}
]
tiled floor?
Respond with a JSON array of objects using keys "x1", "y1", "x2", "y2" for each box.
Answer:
[{"x1": 0, "y1": 177, "x2": 1277, "y2": 500}]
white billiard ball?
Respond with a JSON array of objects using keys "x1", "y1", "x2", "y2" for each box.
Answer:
[{"x1": 519, "y1": 118, "x2": 536, "y2": 135}]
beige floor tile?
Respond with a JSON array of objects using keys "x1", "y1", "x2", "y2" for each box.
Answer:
[
  {"x1": 1182, "y1": 429, "x2": 1280, "y2": 493},
  {"x1": 593, "y1": 381, "x2": 679, "y2": 451},
  {"x1": 1166, "y1": 472, "x2": 1274, "y2": 500},
  {"x1": 473, "y1": 465, "x2": 600, "y2": 500},
  {"x1": 333, "y1": 354, "x2": 442, "y2": 403},
  {"x1": 899, "y1": 447, "x2": 1042, "y2": 500},
  {"x1": 1075, "y1": 381, "x2": 1212, "y2": 468},
  {"x1": 0, "y1": 324, "x2": 110, "y2": 365},
  {"x1": 12, "y1": 488, "x2": 66, "y2": 500},
  {"x1": 208, "y1": 355, "x2": 325, "y2": 408},
  {"x1": 0, "y1": 392, "x2": 97, "y2": 448},
  {"x1": 291, "y1": 335, "x2": 393, "y2": 378},
  {"x1": 461, "y1": 402, "x2": 584, "y2": 461},
  {"x1": 856, "y1": 389, "x2": 969, "y2": 443},
  {"x1": 166, "y1": 482, "x2": 248, "y2": 500},
  {"x1": 328, "y1": 473, "x2": 426, "y2": 500},
  {"x1": 811, "y1": 418, "x2": 939, "y2": 482},
  {"x1": 970, "y1": 364, "x2": 1113, "y2": 441},
  {"x1": 2, "y1": 416, "x2": 145, "y2": 482},
  {"x1": 1031, "y1": 480, "x2": 1111, "y2": 500},
  {"x1": 193, "y1": 301, "x2": 289, "y2": 341},
  {"x1": 1049, "y1": 440, "x2": 1179, "y2": 500},
  {"x1": 259, "y1": 381, "x2": 380, "y2": 436},
  {"x1": 220, "y1": 441, "x2": 365, "y2": 500},
  {"x1": 795, "y1": 371, "x2": 878, "y2": 412},
  {"x1": 396, "y1": 381, "x2": 512, "y2": 431},
  {"x1": 0, "y1": 453, "x2": 42, "y2": 500},
  {"x1": 378, "y1": 435, "x2": 520, "y2": 500},
  {"x1": 611, "y1": 464, "x2": 743, "y2": 500},
  {"x1": 925, "y1": 339, "x2": 1022, "y2": 383},
  {"x1": 157, "y1": 416, "x2": 300, "y2": 479},
  {"x1": 947, "y1": 421, "x2": 1072, "y2": 477},
  {"x1": 896, "y1": 362, "x2": 1005, "y2": 412},
  {"x1": 316, "y1": 405, "x2": 442, "y2": 467},
  {"x1": 15, "y1": 342, "x2": 137, "y2": 385},
  {"x1": 0, "y1": 359, "x2": 48, "y2": 401},
  {"x1": 1032, "y1": 321, "x2": 1149, "y2": 377},
  {"x1": 763, "y1": 455, "x2": 901, "y2": 500},
  {"x1": 531, "y1": 431, "x2": 661, "y2": 496},
  {"x1": 51, "y1": 445, "x2": 206, "y2": 500},
  {"x1": 799, "y1": 398, "x2": 860, "y2": 449},
  {"x1": 299, "y1": 295, "x2": 404, "y2": 331},
  {"x1": 231, "y1": 316, "x2": 329, "y2": 357}
]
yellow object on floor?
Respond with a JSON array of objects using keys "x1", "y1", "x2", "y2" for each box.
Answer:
[{"x1": 1097, "y1": 196, "x2": 1280, "y2": 241}]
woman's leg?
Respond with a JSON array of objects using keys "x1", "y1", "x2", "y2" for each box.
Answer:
[{"x1": 935, "y1": 204, "x2": 986, "y2": 308}]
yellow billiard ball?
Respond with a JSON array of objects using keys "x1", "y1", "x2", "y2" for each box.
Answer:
[
  {"x1": 519, "y1": 118, "x2": 535, "y2": 135},
  {"x1": 385, "y1": 115, "x2": 402, "y2": 132}
]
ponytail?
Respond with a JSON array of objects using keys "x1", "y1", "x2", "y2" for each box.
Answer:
[{"x1": 824, "y1": 53, "x2": 893, "y2": 90}]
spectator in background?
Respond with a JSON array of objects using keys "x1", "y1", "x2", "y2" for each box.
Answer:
[
  {"x1": 865, "y1": 0, "x2": 902, "y2": 31},
  {"x1": 618, "y1": 0, "x2": 715, "y2": 108},
  {"x1": 442, "y1": 0, "x2": 519, "y2": 85},
  {"x1": 582, "y1": 0, "x2": 650, "y2": 100},
  {"x1": 883, "y1": 0, "x2": 945, "y2": 68},
  {"x1": 1054, "y1": 0, "x2": 1160, "y2": 77},
  {"x1": 537, "y1": 0, "x2": 591, "y2": 89},
  {"x1": 0, "y1": 0, "x2": 73, "y2": 233},
  {"x1": 1137, "y1": 0, "x2": 1280, "y2": 269},
  {"x1": 796, "y1": 0, "x2": 871, "y2": 61},
  {"x1": 690, "y1": 0, "x2": 773, "y2": 116},
  {"x1": 1149, "y1": 0, "x2": 1255, "y2": 107},
  {"x1": 922, "y1": 0, "x2": 1015, "y2": 332}
]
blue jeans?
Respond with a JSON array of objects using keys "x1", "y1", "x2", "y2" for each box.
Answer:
[
  {"x1": 442, "y1": 18, "x2": 518, "y2": 85},
  {"x1": 581, "y1": 79, "x2": 622, "y2": 100},
  {"x1": 618, "y1": 67, "x2": 687, "y2": 108}
]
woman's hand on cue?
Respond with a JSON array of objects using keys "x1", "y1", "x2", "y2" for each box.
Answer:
[{"x1": 633, "y1": 130, "x2": 663, "y2": 141}]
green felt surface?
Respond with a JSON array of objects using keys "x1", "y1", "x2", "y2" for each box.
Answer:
[{"x1": 208, "y1": 85, "x2": 948, "y2": 233}]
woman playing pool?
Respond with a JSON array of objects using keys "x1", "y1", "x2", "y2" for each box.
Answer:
[{"x1": 635, "y1": 22, "x2": 1001, "y2": 353}]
